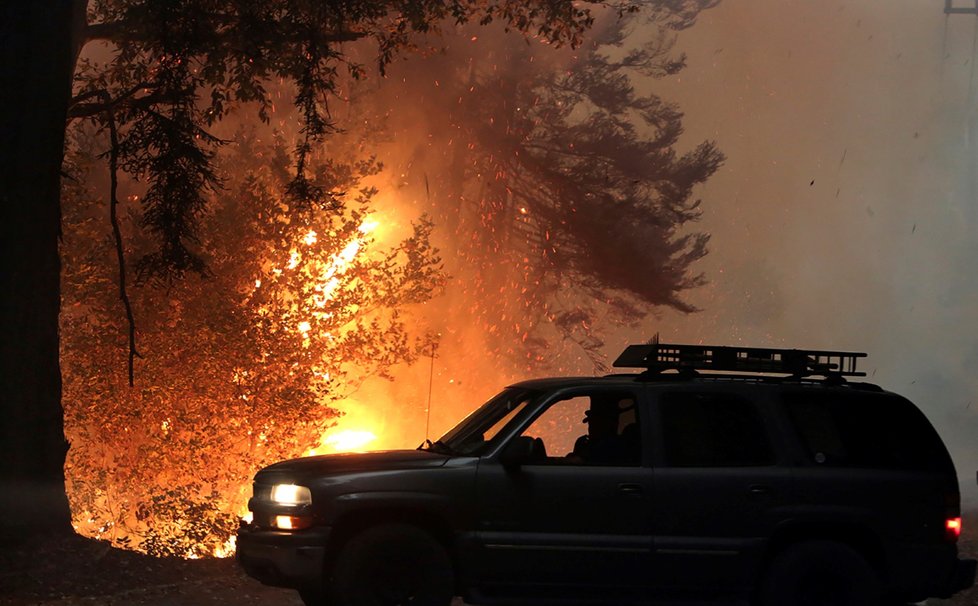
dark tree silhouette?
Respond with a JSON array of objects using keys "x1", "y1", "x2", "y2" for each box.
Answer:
[
  {"x1": 361, "y1": 3, "x2": 722, "y2": 371},
  {"x1": 1, "y1": 0, "x2": 78, "y2": 543},
  {"x1": 0, "y1": 0, "x2": 597, "y2": 540}
]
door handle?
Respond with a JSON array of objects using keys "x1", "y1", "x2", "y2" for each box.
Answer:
[{"x1": 618, "y1": 483, "x2": 644, "y2": 496}]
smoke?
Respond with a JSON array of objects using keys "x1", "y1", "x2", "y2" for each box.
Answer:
[
  {"x1": 327, "y1": 9, "x2": 724, "y2": 447},
  {"x1": 325, "y1": 30, "x2": 574, "y2": 446},
  {"x1": 641, "y1": 0, "x2": 978, "y2": 505}
]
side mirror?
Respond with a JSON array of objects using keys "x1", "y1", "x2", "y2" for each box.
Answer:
[{"x1": 500, "y1": 436, "x2": 538, "y2": 468}]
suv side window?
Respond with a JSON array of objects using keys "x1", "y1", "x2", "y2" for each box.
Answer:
[
  {"x1": 660, "y1": 392, "x2": 774, "y2": 467},
  {"x1": 521, "y1": 391, "x2": 642, "y2": 466},
  {"x1": 783, "y1": 390, "x2": 950, "y2": 470}
]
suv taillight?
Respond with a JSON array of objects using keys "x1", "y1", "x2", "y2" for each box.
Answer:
[
  {"x1": 944, "y1": 491, "x2": 962, "y2": 542},
  {"x1": 946, "y1": 517, "x2": 962, "y2": 541}
]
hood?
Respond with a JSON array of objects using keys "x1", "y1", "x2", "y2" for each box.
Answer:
[{"x1": 255, "y1": 449, "x2": 449, "y2": 482}]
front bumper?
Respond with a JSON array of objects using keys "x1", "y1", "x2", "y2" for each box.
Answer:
[{"x1": 236, "y1": 521, "x2": 331, "y2": 589}]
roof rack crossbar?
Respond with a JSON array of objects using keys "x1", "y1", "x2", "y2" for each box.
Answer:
[{"x1": 613, "y1": 343, "x2": 866, "y2": 377}]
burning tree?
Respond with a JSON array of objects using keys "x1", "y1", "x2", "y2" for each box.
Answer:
[
  {"x1": 355, "y1": 3, "x2": 723, "y2": 372},
  {"x1": 0, "y1": 0, "x2": 597, "y2": 539},
  {"x1": 61, "y1": 128, "x2": 444, "y2": 556}
]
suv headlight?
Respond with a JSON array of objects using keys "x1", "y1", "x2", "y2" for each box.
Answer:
[{"x1": 269, "y1": 484, "x2": 312, "y2": 506}]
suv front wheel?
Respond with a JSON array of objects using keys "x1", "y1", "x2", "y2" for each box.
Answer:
[
  {"x1": 326, "y1": 524, "x2": 454, "y2": 606},
  {"x1": 759, "y1": 540, "x2": 881, "y2": 606}
]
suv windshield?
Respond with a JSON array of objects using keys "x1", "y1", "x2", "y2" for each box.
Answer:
[{"x1": 431, "y1": 387, "x2": 539, "y2": 456}]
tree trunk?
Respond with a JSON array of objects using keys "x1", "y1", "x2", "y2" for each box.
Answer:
[{"x1": 0, "y1": 0, "x2": 78, "y2": 540}]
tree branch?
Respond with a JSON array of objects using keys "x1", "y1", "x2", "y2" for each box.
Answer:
[
  {"x1": 84, "y1": 18, "x2": 365, "y2": 45},
  {"x1": 84, "y1": 21, "x2": 130, "y2": 43},
  {"x1": 95, "y1": 90, "x2": 142, "y2": 386},
  {"x1": 68, "y1": 81, "x2": 154, "y2": 120}
]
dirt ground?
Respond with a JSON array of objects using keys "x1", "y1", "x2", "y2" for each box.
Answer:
[
  {"x1": 0, "y1": 533, "x2": 300, "y2": 606},
  {"x1": 1, "y1": 512, "x2": 976, "y2": 606}
]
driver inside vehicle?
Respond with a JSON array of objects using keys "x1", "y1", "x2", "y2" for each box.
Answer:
[{"x1": 570, "y1": 396, "x2": 639, "y2": 465}]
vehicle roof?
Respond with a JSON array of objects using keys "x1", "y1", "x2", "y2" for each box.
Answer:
[
  {"x1": 509, "y1": 373, "x2": 887, "y2": 393},
  {"x1": 509, "y1": 375, "x2": 644, "y2": 390}
]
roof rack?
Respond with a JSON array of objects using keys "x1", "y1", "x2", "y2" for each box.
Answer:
[
  {"x1": 945, "y1": 0, "x2": 978, "y2": 15},
  {"x1": 613, "y1": 343, "x2": 866, "y2": 378}
]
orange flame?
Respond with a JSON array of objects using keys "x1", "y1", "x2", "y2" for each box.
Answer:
[{"x1": 320, "y1": 429, "x2": 378, "y2": 452}]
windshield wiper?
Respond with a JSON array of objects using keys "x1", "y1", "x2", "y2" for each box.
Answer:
[{"x1": 418, "y1": 439, "x2": 456, "y2": 455}]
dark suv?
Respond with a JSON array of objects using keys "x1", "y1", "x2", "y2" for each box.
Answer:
[{"x1": 237, "y1": 343, "x2": 976, "y2": 606}]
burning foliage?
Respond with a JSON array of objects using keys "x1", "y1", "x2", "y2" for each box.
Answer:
[{"x1": 61, "y1": 129, "x2": 444, "y2": 557}]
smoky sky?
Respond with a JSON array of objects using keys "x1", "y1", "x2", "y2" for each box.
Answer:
[{"x1": 638, "y1": 0, "x2": 978, "y2": 503}]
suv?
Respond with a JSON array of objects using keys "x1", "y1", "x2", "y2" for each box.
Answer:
[{"x1": 237, "y1": 343, "x2": 976, "y2": 606}]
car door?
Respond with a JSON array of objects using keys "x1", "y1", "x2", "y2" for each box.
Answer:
[
  {"x1": 649, "y1": 385, "x2": 790, "y2": 596},
  {"x1": 473, "y1": 385, "x2": 654, "y2": 599}
]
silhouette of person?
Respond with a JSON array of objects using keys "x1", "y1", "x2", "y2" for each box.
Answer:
[{"x1": 572, "y1": 397, "x2": 632, "y2": 465}]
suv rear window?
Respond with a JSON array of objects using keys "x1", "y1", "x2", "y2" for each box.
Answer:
[{"x1": 782, "y1": 390, "x2": 950, "y2": 470}]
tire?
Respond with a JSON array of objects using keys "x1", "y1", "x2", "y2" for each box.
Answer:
[
  {"x1": 758, "y1": 540, "x2": 881, "y2": 606},
  {"x1": 328, "y1": 524, "x2": 454, "y2": 606}
]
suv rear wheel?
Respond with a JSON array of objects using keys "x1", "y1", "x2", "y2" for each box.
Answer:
[
  {"x1": 759, "y1": 540, "x2": 881, "y2": 606},
  {"x1": 328, "y1": 524, "x2": 454, "y2": 606}
]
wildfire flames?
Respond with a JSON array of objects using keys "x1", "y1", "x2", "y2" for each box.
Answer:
[
  {"x1": 62, "y1": 171, "x2": 442, "y2": 558},
  {"x1": 290, "y1": 221, "x2": 385, "y2": 457},
  {"x1": 61, "y1": 5, "x2": 712, "y2": 562},
  {"x1": 315, "y1": 430, "x2": 378, "y2": 453}
]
